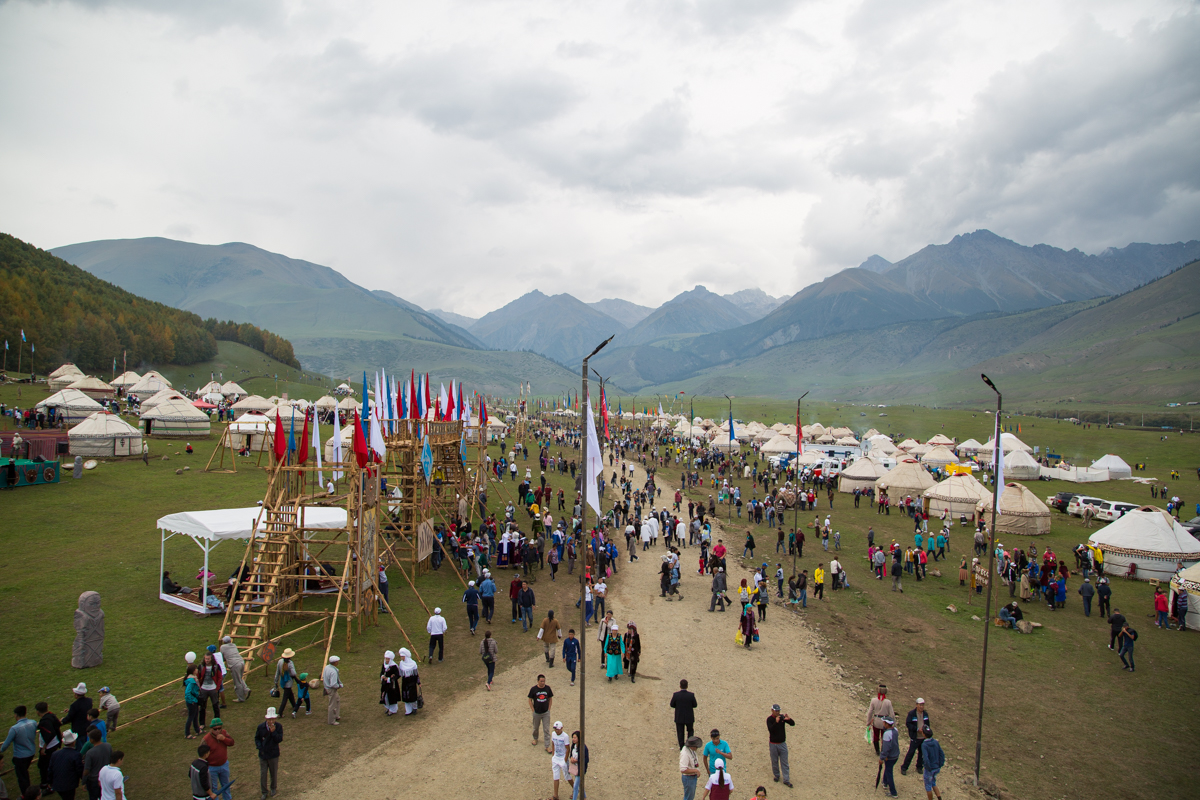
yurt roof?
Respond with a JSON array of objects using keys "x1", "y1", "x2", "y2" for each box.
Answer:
[
  {"x1": 906, "y1": 443, "x2": 932, "y2": 456},
  {"x1": 921, "y1": 445, "x2": 959, "y2": 465},
  {"x1": 753, "y1": 429, "x2": 775, "y2": 442},
  {"x1": 336, "y1": 383, "x2": 354, "y2": 392},
  {"x1": 111, "y1": 370, "x2": 142, "y2": 388},
  {"x1": 1091, "y1": 453, "x2": 1132, "y2": 472},
  {"x1": 69, "y1": 411, "x2": 140, "y2": 438},
  {"x1": 897, "y1": 438, "x2": 920, "y2": 450},
  {"x1": 872, "y1": 441, "x2": 900, "y2": 455},
  {"x1": 337, "y1": 397, "x2": 361, "y2": 410},
  {"x1": 198, "y1": 381, "x2": 223, "y2": 394},
  {"x1": 36, "y1": 388, "x2": 103, "y2": 411},
  {"x1": 128, "y1": 370, "x2": 172, "y2": 393},
  {"x1": 793, "y1": 450, "x2": 822, "y2": 465},
  {"x1": 927, "y1": 434, "x2": 955, "y2": 446},
  {"x1": 976, "y1": 483, "x2": 1051, "y2": 517},
  {"x1": 231, "y1": 395, "x2": 273, "y2": 411},
  {"x1": 220, "y1": 381, "x2": 247, "y2": 395},
  {"x1": 876, "y1": 460, "x2": 936, "y2": 494},
  {"x1": 807, "y1": 422, "x2": 826, "y2": 434},
  {"x1": 842, "y1": 457, "x2": 890, "y2": 479},
  {"x1": 1088, "y1": 508, "x2": 1200, "y2": 559},
  {"x1": 1174, "y1": 562, "x2": 1200, "y2": 592},
  {"x1": 956, "y1": 438, "x2": 984, "y2": 452},
  {"x1": 49, "y1": 363, "x2": 84, "y2": 380},
  {"x1": 923, "y1": 473, "x2": 987, "y2": 503},
  {"x1": 830, "y1": 426, "x2": 855, "y2": 438},
  {"x1": 771, "y1": 422, "x2": 785, "y2": 431},
  {"x1": 982, "y1": 432, "x2": 1033, "y2": 453},
  {"x1": 778, "y1": 424, "x2": 798, "y2": 436},
  {"x1": 835, "y1": 436, "x2": 860, "y2": 446},
  {"x1": 313, "y1": 395, "x2": 338, "y2": 409},
  {"x1": 67, "y1": 375, "x2": 116, "y2": 393},
  {"x1": 863, "y1": 428, "x2": 881, "y2": 438},
  {"x1": 1004, "y1": 449, "x2": 1040, "y2": 469},
  {"x1": 141, "y1": 389, "x2": 187, "y2": 409},
  {"x1": 230, "y1": 413, "x2": 271, "y2": 431},
  {"x1": 760, "y1": 433, "x2": 799, "y2": 454},
  {"x1": 867, "y1": 433, "x2": 893, "y2": 443},
  {"x1": 816, "y1": 433, "x2": 835, "y2": 443},
  {"x1": 324, "y1": 426, "x2": 355, "y2": 445},
  {"x1": 141, "y1": 397, "x2": 210, "y2": 420}
]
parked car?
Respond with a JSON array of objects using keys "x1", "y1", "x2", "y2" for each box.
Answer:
[
  {"x1": 1067, "y1": 495, "x2": 1105, "y2": 517},
  {"x1": 1183, "y1": 516, "x2": 1200, "y2": 537},
  {"x1": 1047, "y1": 492, "x2": 1077, "y2": 513},
  {"x1": 1093, "y1": 501, "x2": 1138, "y2": 522}
]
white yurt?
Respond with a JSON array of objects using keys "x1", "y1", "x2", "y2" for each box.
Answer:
[
  {"x1": 835, "y1": 436, "x2": 860, "y2": 446},
  {"x1": 110, "y1": 371, "x2": 142, "y2": 391},
  {"x1": 47, "y1": 363, "x2": 85, "y2": 391},
  {"x1": 771, "y1": 422, "x2": 786, "y2": 431},
  {"x1": 980, "y1": 432, "x2": 1033, "y2": 457},
  {"x1": 927, "y1": 434, "x2": 955, "y2": 446},
  {"x1": 1003, "y1": 449, "x2": 1042, "y2": 480},
  {"x1": 760, "y1": 433, "x2": 799, "y2": 455},
  {"x1": 220, "y1": 381, "x2": 247, "y2": 397},
  {"x1": 792, "y1": 450, "x2": 823, "y2": 466},
  {"x1": 876, "y1": 459, "x2": 936, "y2": 499},
  {"x1": 313, "y1": 395, "x2": 339, "y2": 411},
  {"x1": 922, "y1": 473, "x2": 988, "y2": 517},
  {"x1": 230, "y1": 395, "x2": 274, "y2": 418},
  {"x1": 838, "y1": 457, "x2": 890, "y2": 493},
  {"x1": 197, "y1": 381, "x2": 223, "y2": 395},
  {"x1": 815, "y1": 433, "x2": 835, "y2": 444},
  {"x1": 869, "y1": 438, "x2": 901, "y2": 456},
  {"x1": 896, "y1": 438, "x2": 920, "y2": 452},
  {"x1": 753, "y1": 428, "x2": 776, "y2": 444},
  {"x1": 1169, "y1": 563, "x2": 1200, "y2": 631},
  {"x1": 36, "y1": 388, "x2": 103, "y2": 424},
  {"x1": 1090, "y1": 454, "x2": 1133, "y2": 480},
  {"x1": 829, "y1": 426, "x2": 855, "y2": 439},
  {"x1": 1088, "y1": 508, "x2": 1200, "y2": 581},
  {"x1": 228, "y1": 412, "x2": 273, "y2": 452},
  {"x1": 975, "y1": 483, "x2": 1051, "y2": 536},
  {"x1": 863, "y1": 428, "x2": 881, "y2": 439},
  {"x1": 67, "y1": 375, "x2": 117, "y2": 400},
  {"x1": 921, "y1": 445, "x2": 959, "y2": 467},
  {"x1": 906, "y1": 442, "x2": 932, "y2": 456},
  {"x1": 956, "y1": 438, "x2": 984, "y2": 457},
  {"x1": 141, "y1": 398, "x2": 211, "y2": 437},
  {"x1": 140, "y1": 389, "x2": 187, "y2": 410},
  {"x1": 324, "y1": 425, "x2": 355, "y2": 462},
  {"x1": 69, "y1": 411, "x2": 143, "y2": 457},
  {"x1": 128, "y1": 370, "x2": 173, "y2": 395},
  {"x1": 337, "y1": 397, "x2": 361, "y2": 412}
]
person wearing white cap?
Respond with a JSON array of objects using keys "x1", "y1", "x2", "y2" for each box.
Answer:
[
  {"x1": 254, "y1": 708, "x2": 284, "y2": 798},
  {"x1": 380, "y1": 652, "x2": 401, "y2": 716},
  {"x1": 878, "y1": 716, "x2": 900, "y2": 797},
  {"x1": 701, "y1": 757, "x2": 733, "y2": 800},
  {"x1": 427, "y1": 608, "x2": 448, "y2": 663},
  {"x1": 463, "y1": 581, "x2": 481, "y2": 635},
  {"x1": 603, "y1": 623, "x2": 625, "y2": 681},
  {"x1": 62, "y1": 682, "x2": 93, "y2": 739},
  {"x1": 322, "y1": 656, "x2": 343, "y2": 725},
  {"x1": 901, "y1": 698, "x2": 930, "y2": 776},
  {"x1": 48, "y1": 729, "x2": 83, "y2": 798},
  {"x1": 550, "y1": 721, "x2": 570, "y2": 799}
]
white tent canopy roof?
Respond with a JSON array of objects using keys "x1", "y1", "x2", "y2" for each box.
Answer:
[
  {"x1": 313, "y1": 395, "x2": 338, "y2": 409},
  {"x1": 158, "y1": 506, "x2": 348, "y2": 542},
  {"x1": 760, "y1": 433, "x2": 799, "y2": 454},
  {"x1": 956, "y1": 438, "x2": 984, "y2": 454},
  {"x1": 220, "y1": 381, "x2": 247, "y2": 396},
  {"x1": 37, "y1": 388, "x2": 103, "y2": 412},
  {"x1": 981, "y1": 432, "x2": 1033, "y2": 453},
  {"x1": 69, "y1": 411, "x2": 140, "y2": 438},
  {"x1": 927, "y1": 434, "x2": 955, "y2": 446},
  {"x1": 231, "y1": 395, "x2": 273, "y2": 412},
  {"x1": 141, "y1": 397, "x2": 210, "y2": 421},
  {"x1": 921, "y1": 445, "x2": 959, "y2": 466},
  {"x1": 1091, "y1": 454, "x2": 1133, "y2": 478},
  {"x1": 1088, "y1": 508, "x2": 1200, "y2": 557},
  {"x1": 67, "y1": 375, "x2": 116, "y2": 394},
  {"x1": 111, "y1": 371, "x2": 142, "y2": 388},
  {"x1": 128, "y1": 370, "x2": 173, "y2": 394},
  {"x1": 49, "y1": 363, "x2": 85, "y2": 380}
]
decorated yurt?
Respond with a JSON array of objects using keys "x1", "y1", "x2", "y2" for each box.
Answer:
[
  {"x1": 230, "y1": 395, "x2": 274, "y2": 418},
  {"x1": 36, "y1": 388, "x2": 103, "y2": 424},
  {"x1": 829, "y1": 426, "x2": 855, "y2": 439},
  {"x1": 313, "y1": 395, "x2": 338, "y2": 411},
  {"x1": 980, "y1": 432, "x2": 1033, "y2": 457},
  {"x1": 140, "y1": 389, "x2": 187, "y2": 410},
  {"x1": 922, "y1": 473, "x2": 988, "y2": 516},
  {"x1": 815, "y1": 433, "x2": 835, "y2": 444},
  {"x1": 1090, "y1": 454, "x2": 1132, "y2": 480},
  {"x1": 875, "y1": 459, "x2": 936, "y2": 499},
  {"x1": 110, "y1": 371, "x2": 142, "y2": 391},
  {"x1": 897, "y1": 438, "x2": 920, "y2": 452},
  {"x1": 1003, "y1": 449, "x2": 1042, "y2": 480},
  {"x1": 760, "y1": 433, "x2": 799, "y2": 454},
  {"x1": 835, "y1": 436, "x2": 860, "y2": 446},
  {"x1": 141, "y1": 398, "x2": 211, "y2": 437},
  {"x1": 1169, "y1": 563, "x2": 1200, "y2": 631},
  {"x1": 838, "y1": 457, "x2": 890, "y2": 493},
  {"x1": 69, "y1": 411, "x2": 143, "y2": 457},
  {"x1": 228, "y1": 413, "x2": 273, "y2": 452},
  {"x1": 337, "y1": 396, "x2": 361, "y2": 412},
  {"x1": 67, "y1": 375, "x2": 117, "y2": 400},
  {"x1": 956, "y1": 438, "x2": 984, "y2": 457},
  {"x1": 921, "y1": 445, "x2": 959, "y2": 467},
  {"x1": 48, "y1": 363, "x2": 85, "y2": 391},
  {"x1": 1088, "y1": 507, "x2": 1200, "y2": 581},
  {"x1": 927, "y1": 434, "x2": 955, "y2": 446},
  {"x1": 198, "y1": 381, "x2": 224, "y2": 395},
  {"x1": 975, "y1": 483, "x2": 1051, "y2": 536},
  {"x1": 128, "y1": 370, "x2": 173, "y2": 395}
]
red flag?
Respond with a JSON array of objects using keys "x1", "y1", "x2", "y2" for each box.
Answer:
[
  {"x1": 298, "y1": 411, "x2": 310, "y2": 464},
  {"x1": 447, "y1": 381, "x2": 456, "y2": 421},
  {"x1": 600, "y1": 386, "x2": 609, "y2": 437},
  {"x1": 273, "y1": 410, "x2": 287, "y2": 460},
  {"x1": 352, "y1": 410, "x2": 369, "y2": 469},
  {"x1": 480, "y1": 396, "x2": 489, "y2": 426},
  {"x1": 409, "y1": 370, "x2": 417, "y2": 419}
]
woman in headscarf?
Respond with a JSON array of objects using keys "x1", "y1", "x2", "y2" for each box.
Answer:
[
  {"x1": 380, "y1": 651, "x2": 401, "y2": 716},
  {"x1": 738, "y1": 602, "x2": 756, "y2": 649},
  {"x1": 622, "y1": 622, "x2": 641, "y2": 683},
  {"x1": 398, "y1": 648, "x2": 421, "y2": 714},
  {"x1": 604, "y1": 623, "x2": 625, "y2": 681}
]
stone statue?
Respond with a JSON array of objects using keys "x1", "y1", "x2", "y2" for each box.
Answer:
[{"x1": 72, "y1": 591, "x2": 104, "y2": 668}]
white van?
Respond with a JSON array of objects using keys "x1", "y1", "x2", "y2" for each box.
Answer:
[{"x1": 1093, "y1": 501, "x2": 1138, "y2": 522}]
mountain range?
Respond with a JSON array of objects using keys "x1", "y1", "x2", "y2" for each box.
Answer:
[{"x1": 50, "y1": 230, "x2": 1200, "y2": 402}]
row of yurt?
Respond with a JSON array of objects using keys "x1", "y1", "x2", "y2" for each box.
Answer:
[
  {"x1": 68, "y1": 411, "x2": 144, "y2": 457},
  {"x1": 141, "y1": 398, "x2": 210, "y2": 437},
  {"x1": 976, "y1": 483, "x2": 1052, "y2": 536},
  {"x1": 1088, "y1": 507, "x2": 1200, "y2": 581},
  {"x1": 36, "y1": 389, "x2": 103, "y2": 424},
  {"x1": 48, "y1": 363, "x2": 85, "y2": 391}
]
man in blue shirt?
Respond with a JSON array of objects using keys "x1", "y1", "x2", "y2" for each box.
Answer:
[
  {"x1": 701, "y1": 728, "x2": 733, "y2": 774},
  {"x1": 1, "y1": 705, "x2": 38, "y2": 794},
  {"x1": 479, "y1": 572, "x2": 497, "y2": 623},
  {"x1": 560, "y1": 630, "x2": 581, "y2": 687}
]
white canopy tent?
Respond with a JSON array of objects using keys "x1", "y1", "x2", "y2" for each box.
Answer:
[
  {"x1": 1003, "y1": 449, "x2": 1042, "y2": 480},
  {"x1": 128, "y1": 370, "x2": 173, "y2": 395},
  {"x1": 838, "y1": 457, "x2": 890, "y2": 493},
  {"x1": 230, "y1": 395, "x2": 274, "y2": 418},
  {"x1": 48, "y1": 363, "x2": 85, "y2": 392},
  {"x1": 921, "y1": 445, "x2": 959, "y2": 467},
  {"x1": 157, "y1": 506, "x2": 348, "y2": 614},
  {"x1": 1090, "y1": 454, "x2": 1133, "y2": 480},
  {"x1": 1088, "y1": 507, "x2": 1200, "y2": 581},
  {"x1": 923, "y1": 473, "x2": 988, "y2": 517},
  {"x1": 956, "y1": 438, "x2": 984, "y2": 457},
  {"x1": 67, "y1": 375, "x2": 117, "y2": 400},
  {"x1": 220, "y1": 381, "x2": 247, "y2": 397},
  {"x1": 760, "y1": 433, "x2": 799, "y2": 454}
]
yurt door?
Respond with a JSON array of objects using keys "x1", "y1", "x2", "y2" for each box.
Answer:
[{"x1": 115, "y1": 436, "x2": 130, "y2": 456}]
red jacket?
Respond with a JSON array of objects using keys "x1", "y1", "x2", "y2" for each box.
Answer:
[
  {"x1": 203, "y1": 729, "x2": 234, "y2": 766},
  {"x1": 510, "y1": 578, "x2": 522, "y2": 600},
  {"x1": 196, "y1": 660, "x2": 224, "y2": 693},
  {"x1": 1154, "y1": 593, "x2": 1169, "y2": 612}
]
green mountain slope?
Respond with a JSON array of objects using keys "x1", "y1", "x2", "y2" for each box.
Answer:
[{"x1": 471, "y1": 290, "x2": 625, "y2": 365}]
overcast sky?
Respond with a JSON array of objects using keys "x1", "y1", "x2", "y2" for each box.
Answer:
[{"x1": 2, "y1": 0, "x2": 1197, "y2": 316}]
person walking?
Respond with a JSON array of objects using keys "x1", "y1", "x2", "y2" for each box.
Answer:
[
  {"x1": 623, "y1": 623, "x2": 642, "y2": 683},
  {"x1": 528, "y1": 674, "x2": 554, "y2": 751},
  {"x1": 900, "y1": 698, "x2": 929, "y2": 776},
  {"x1": 867, "y1": 685, "x2": 894, "y2": 754},
  {"x1": 190, "y1": 743, "x2": 216, "y2": 800},
  {"x1": 270, "y1": 649, "x2": 298, "y2": 720},
  {"x1": 920, "y1": 725, "x2": 946, "y2": 800},
  {"x1": 479, "y1": 571, "x2": 497, "y2": 623},
  {"x1": 1107, "y1": 608, "x2": 1126, "y2": 651},
  {"x1": 701, "y1": 758, "x2": 734, "y2": 800},
  {"x1": 379, "y1": 651, "x2": 401, "y2": 716},
  {"x1": 98, "y1": 750, "x2": 126, "y2": 800},
  {"x1": 1097, "y1": 577, "x2": 1112, "y2": 618},
  {"x1": 254, "y1": 708, "x2": 283, "y2": 800},
  {"x1": 322, "y1": 656, "x2": 343, "y2": 725},
  {"x1": 462, "y1": 582, "x2": 481, "y2": 635},
  {"x1": 518, "y1": 582, "x2": 537, "y2": 632},
  {"x1": 1, "y1": 705, "x2": 38, "y2": 795},
  {"x1": 604, "y1": 623, "x2": 626, "y2": 680},
  {"x1": 766, "y1": 704, "x2": 794, "y2": 788},
  {"x1": 709, "y1": 568, "x2": 728, "y2": 612},
  {"x1": 510, "y1": 572, "x2": 523, "y2": 622},
  {"x1": 550, "y1": 721, "x2": 571, "y2": 800},
  {"x1": 398, "y1": 649, "x2": 421, "y2": 715},
  {"x1": 218, "y1": 637, "x2": 250, "y2": 703},
  {"x1": 196, "y1": 654, "x2": 224, "y2": 730},
  {"x1": 480, "y1": 631, "x2": 498, "y2": 690},
  {"x1": 1078, "y1": 578, "x2": 1095, "y2": 617},
  {"x1": 701, "y1": 729, "x2": 732, "y2": 776},
  {"x1": 539, "y1": 609, "x2": 562, "y2": 668},
  {"x1": 670, "y1": 680, "x2": 698, "y2": 749},
  {"x1": 738, "y1": 604, "x2": 757, "y2": 650},
  {"x1": 81, "y1": 728, "x2": 110, "y2": 800},
  {"x1": 1117, "y1": 623, "x2": 1137, "y2": 672},
  {"x1": 201, "y1": 718, "x2": 234, "y2": 800},
  {"x1": 878, "y1": 717, "x2": 900, "y2": 797},
  {"x1": 426, "y1": 608, "x2": 448, "y2": 662},
  {"x1": 36, "y1": 701, "x2": 62, "y2": 793},
  {"x1": 679, "y1": 735, "x2": 703, "y2": 800},
  {"x1": 561, "y1": 630, "x2": 581, "y2": 687},
  {"x1": 48, "y1": 730, "x2": 83, "y2": 800}
]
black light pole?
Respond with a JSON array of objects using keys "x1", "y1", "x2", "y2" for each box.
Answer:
[
  {"x1": 974, "y1": 373, "x2": 1002, "y2": 788},
  {"x1": 579, "y1": 334, "x2": 613, "y2": 799},
  {"x1": 724, "y1": 394, "x2": 733, "y2": 524},
  {"x1": 792, "y1": 391, "x2": 809, "y2": 578}
]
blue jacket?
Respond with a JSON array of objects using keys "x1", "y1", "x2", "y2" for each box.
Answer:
[
  {"x1": 479, "y1": 578, "x2": 497, "y2": 598},
  {"x1": 880, "y1": 728, "x2": 900, "y2": 760},
  {"x1": 561, "y1": 637, "x2": 581, "y2": 662},
  {"x1": 1, "y1": 718, "x2": 37, "y2": 759},
  {"x1": 921, "y1": 738, "x2": 945, "y2": 773}
]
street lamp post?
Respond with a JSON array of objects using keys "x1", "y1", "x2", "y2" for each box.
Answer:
[
  {"x1": 578, "y1": 334, "x2": 613, "y2": 800},
  {"x1": 974, "y1": 373, "x2": 1002, "y2": 788}
]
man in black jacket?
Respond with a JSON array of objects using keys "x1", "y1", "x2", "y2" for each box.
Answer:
[
  {"x1": 190, "y1": 743, "x2": 216, "y2": 800},
  {"x1": 255, "y1": 708, "x2": 284, "y2": 799},
  {"x1": 35, "y1": 702, "x2": 62, "y2": 795},
  {"x1": 900, "y1": 698, "x2": 930, "y2": 775},
  {"x1": 1108, "y1": 608, "x2": 1126, "y2": 650},
  {"x1": 1097, "y1": 578, "x2": 1112, "y2": 619},
  {"x1": 670, "y1": 680, "x2": 698, "y2": 748}
]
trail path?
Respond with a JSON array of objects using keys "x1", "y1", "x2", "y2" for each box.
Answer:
[{"x1": 300, "y1": 464, "x2": 941, "y2": 799}]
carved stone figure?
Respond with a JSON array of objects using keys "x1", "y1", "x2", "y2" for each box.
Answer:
[{"x1": 72, "y1": 591, "x2": 104, "y2": 668}]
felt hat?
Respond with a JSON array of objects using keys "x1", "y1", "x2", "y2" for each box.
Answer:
[
  {"x1": 265, "y1": 708, "x2": 278, "y2": 719},
  {"x1": 281, "y1": 648, "x2": 296, "y2": 659},
  {"x1": 73, "y1": 683, "x2": 87, "y2": 694}
]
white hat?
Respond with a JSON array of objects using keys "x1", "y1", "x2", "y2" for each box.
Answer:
[
  {"x1": 73, "y1": 682, "x2": 87, "y2": 694},
  {"x1": 328, "y1": 655, "x2": 340, "y2": 662},
  {"x1": 553, "y1": 721, "x2": 563, "y2": 729},
  {"x1": 713, "y1": 758, "x2": 725, "y2": 769},
  {"x1": 468, "y1": 580, "x2": 475, "y2": 586},
  {"x1": 434, "y1": 607, "x2": 442, "y2": 614},
  {"x1": 265, "y1": 707, "x2": 278, "y2": 719},
  {"x1": 917, "y1": 698, "x2": 925, "y2": 704},
  {"x1": 62, "y1": 730, "x2": 77, "y2": 745},
  {"x1": 611, "y1": 623, "x2": 619, "y2": 630}
]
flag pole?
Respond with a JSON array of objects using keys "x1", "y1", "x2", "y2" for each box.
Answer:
[
  {"x1": 792, "y1": 391, "x2": 808, "y2": 578},
  {"x1": 974, "y1": 373, "x2": 1002, "y2": 788}
]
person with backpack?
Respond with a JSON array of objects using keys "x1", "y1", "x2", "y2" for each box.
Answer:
[
  {"x1": 920, "y1": 725, "x2": 946, "y2": 800},
  {"x1": 1117, "y1": 623, "x2": 1137, "y2": 672}
]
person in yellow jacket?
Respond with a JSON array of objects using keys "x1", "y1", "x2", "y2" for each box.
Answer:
[{"x1": 814, "y1": 564, "x2": 826, "y2": 601}]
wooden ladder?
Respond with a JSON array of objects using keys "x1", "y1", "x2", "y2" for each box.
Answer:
[{"x1": 220, "y1": 506, "x2": 298, "y2": 656}]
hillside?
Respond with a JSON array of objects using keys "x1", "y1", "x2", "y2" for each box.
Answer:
[
  {"x1": 470, "y1": 290, "x2": 624, "y2": 365},
  {"x1": 0, "y1": 233, "x2": 219, "y2": 373},
  {"x1": 152, "y1": 340, "x2": 333, "y2": 400}
]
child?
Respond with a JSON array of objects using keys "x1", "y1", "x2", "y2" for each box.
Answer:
[
  {"x1": 98, "y1": 686, "x2": 121, "y2": 731},
  {"x1": 833, "y1": 531, "x2": 841, "y2": 551},
  {"x1": 294, "y1": 673, "x2": 312, "y2": 717},
  {"x1": 86, "y1": 707, "x2": 107, "y2": 741}
]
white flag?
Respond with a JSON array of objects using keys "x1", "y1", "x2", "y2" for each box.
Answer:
[
  {"x1": 584, "y1": 396, "x2": 603, "y2": 516},
  {"x1": 330, "y1": 403, "x2": 344, "y2": 482},
  {"x1": 370, "y1": 372, "x2": 387, "y2": 460},
  {"x1": 993, "y1": 417, "x2": 1005, "y2": 509},
  {"x1": 311, "y1": 410, "x2": 324, "y2": 487}
]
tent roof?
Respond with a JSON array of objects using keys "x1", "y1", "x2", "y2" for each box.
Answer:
[
  {"x1": 313, "y1": 395, "x2": 338, "y2": 409},
  {"x1": 1004, "y1": 449, "x2": 1040, "y2": 469},
  {"x1": 220, "y1": 381, "x2": 246, "y2": 395},
  {"x1": 230, "y1": 413, "x2": 271, "y2": 431},
  {"x1": 876, "y1": 460, "x2": 937, "y2": 494},
  {"x1": 923, "y1": 473, "x2": 987, "y2": 503},
  {"x1": 67, "y1": 375, "x2": 115, "y2": 392},
  {"x1": 863, "y1": 428, "x2": 881, "y2": 438},
  {"x1": 69, "y1": 411, "x2": 140, "y2": 438},
  {"x1": 231, "y1": 395, "x2": 274, "y2": 411},
  {"x1": 111, "y1": 370, "x2": 142, "y2": 387},
  {"x1": 927, "y1": 434, "x2": 955, "y2": 445},
  {"x1": 956, "y1": 438, "x2": 984, "y2": 452},
  {"x1": 977, "y1": 482, "x2": 1051, "y2": 517},
  {"x1": 37, "y1": 388, "x2": 103, "y2": 411},
  {"x1": 1088, "y1": 508, "x2": 1200, "y2": 558},
  {"x1": 49, "y1": 363, "x2": 84, "y2": 380},
  {"x1": 198, "y1": 381, "x2": 223, "y2": 394},
  {"x1": 835, "y1": 436, "x2": 860, "y2": 446},
  {"x1": 337, "y1": 397, "x2": 361, "y2": 410},
  {"x1": 829, "y1": 426, "x2": 855, "y2": 438},
  {"x1": 921, "y1": 445, "x2": 959, "y2": 465},
  {"x1": 141, "y1": 388, "x2": 187, "y2": 409},
  {"x1": 897, "y1": 438, "x2": 920, "y2": 450},
  {"x1": 128, "y1": 371, "x2": 172, "y2": 393},
  {"x1": 982, "y1": 432, "x2": 1033, "y2": 453},
  {"x1": 760, "y1": 433, "x2": 799, "y2": 454},
  {"x1": 141, "y1": 397, "x2": 210, "y2": 420},
  {"x1": 1091, "y1": 453, "x2": 1132, "y2": 472},
  {"x1": 158, "y1": 506, "x2": 348, "y2": 542},
  {"x1": 842, "y1": 457, "x2": 890, "y2": 479}
]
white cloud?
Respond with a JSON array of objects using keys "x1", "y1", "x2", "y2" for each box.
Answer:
[{"x1": 0, "y1": 0, "x2": 1195, "y2": 317}]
